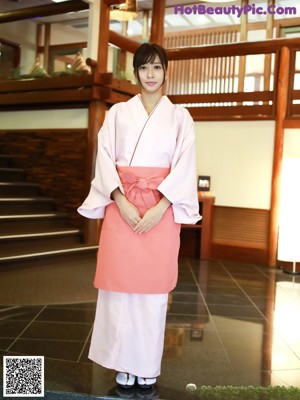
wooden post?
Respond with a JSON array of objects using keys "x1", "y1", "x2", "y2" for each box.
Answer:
[
  {"x1": 150, "y1": 0, "x2": 165, "y2": 45},
  {"x1": 44, "y1": 23, "x2": 51, "y2": 73},
  {"x1": 264, "y1": 0, "x2": 274, "y2": 91},
  {"x1": 98, "y1": 0, "x2": 110, "y2": 73},
  {"x1": 238, "y1": 0, "x2": 248, "y2": 92},
  {"x1": 83, "y1": 99, "x2": 107, "y2": 245},
  {"x1": 82, "y1": 0, "x2": 111, "y2": 244},
  {"x1": 268, "y1": 46, "x2": 290, "y2": 266}
]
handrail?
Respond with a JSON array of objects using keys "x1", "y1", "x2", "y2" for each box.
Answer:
[{"x1": 166, "y1": 37, "x2": 300, "y2": 60}]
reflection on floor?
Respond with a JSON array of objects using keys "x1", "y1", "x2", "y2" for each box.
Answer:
[{"x1": 0, "y1": 257, "x2": 300, "y2": 400}]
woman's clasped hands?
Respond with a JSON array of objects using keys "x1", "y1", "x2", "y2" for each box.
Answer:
[{"x1": 112, "y1": 188, "x2": 170, "y2": 234}]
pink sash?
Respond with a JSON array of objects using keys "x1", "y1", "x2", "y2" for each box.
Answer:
[{"x1": 93, "y1": 166, "x2": 181, "y2": 294}]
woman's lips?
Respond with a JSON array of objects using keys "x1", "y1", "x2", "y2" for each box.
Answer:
[{"x1": 146, "y1": 82, "x2": 157, "y2": 86}]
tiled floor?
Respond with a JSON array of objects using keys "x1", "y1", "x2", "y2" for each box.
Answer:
[{"x1": 1, "y1": 257, "x2": 300, "y2": 399}]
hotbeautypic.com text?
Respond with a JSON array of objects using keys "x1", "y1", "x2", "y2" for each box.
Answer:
[{"x1": 174, "y1": 4, "x2": 297, "y2": 17}]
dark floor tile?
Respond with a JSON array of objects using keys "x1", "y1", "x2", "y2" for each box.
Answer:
[
  {"x1": 173, "y1": 283, "x2": 199, "y2": 293},
  {"x1": 20, "y1": 321, "x2": 92, "y2": 341},
  {"x1": 208, "y1": 304, "x2": 264, "y2": 319},
  {"x1": 205, "y1": 293, "x2": 253, "y2": 306},
  {"x1": 36, "y1": 307, "x2": 95, "y2": 324},
  {"x1": 162, "y1": 346, "x2": 232, "y2": 373},
  {"x1": 50, "y1": 303, "x2": 96, "y2": 310},
  {"x1": 0, "y1": 320, "x2": 31, "y2": 338},
  {"x1": 0, "y1": 337, "x2": 15, "y2": 351},
  {"x1": 166, "y1": 314, "x2": 213, "y2": 326},
  {"x1": 171, "y1": 292, "x2": 204, "y2": 304},
  {"x1": 206, "y1": 280, "x2": 241, "y2": 289},
  {"x1": 165, "y1": 326, "x2": 222, "y2": 350},
  {"x1": 9, "y1": 338, "x2": 86, "y2": 362},
  {"x1": 168, "y1": 301, "x2": 209, "y2": 316},
  {"x1": 43, "y1": 358, "x2": 116, "y2": 395},
  {"x1": 213, "y1": 315, "x2": 268, "y2": 333},
  {"x1": 0, "y1": 306, "x2": 44, "y2": 321}
]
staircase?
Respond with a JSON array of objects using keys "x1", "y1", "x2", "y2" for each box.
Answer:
[{"x1": 0, "y1": 154, "x2": 97, "y2": 267}]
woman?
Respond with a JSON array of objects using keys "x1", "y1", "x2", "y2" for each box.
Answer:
[{"x1": 78, "y1": 43, "x2": 201, "y2": 389}]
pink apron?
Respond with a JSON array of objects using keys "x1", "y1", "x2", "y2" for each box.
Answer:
[{"x1": 93, "y1": 166, "x2": 181, "y2": 294}]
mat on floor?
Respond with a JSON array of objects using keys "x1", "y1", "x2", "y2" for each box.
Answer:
[{"x1": 191, "y1": 385, "x2": 300, "y2": 399}]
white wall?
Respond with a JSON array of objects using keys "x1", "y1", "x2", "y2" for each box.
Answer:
[
  {"x1": 284, "y1": 129, "x2": 300, "y2": 158},
  {"x1": 0, "y1": 110, "x2": 88, "y2": 129},
  {"x1": 195, "y1": 121, "x2": 275, "y2": 209},
  {"x1": 1, "y1": 20, "x2": 37, "y2": 74}
]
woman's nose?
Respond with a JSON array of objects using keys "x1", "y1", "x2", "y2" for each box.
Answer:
[{"x1": 147, "y1": 66, "x2": 154, "y2": 78}]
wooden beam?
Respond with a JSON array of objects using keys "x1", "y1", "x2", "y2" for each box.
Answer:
[
  {"x1": 0, "y1": 0, "x2": 88, "y2": 23},
  {"x1": 104, "y1": 0, "x2": 125, "y2": 5},
  {"x1": 283, "y1": 119, "x2": 300, "y2": 128},
  {"x1": 165, "y1": 37, "x2": 300, "y2": 60},
  {"x1": 150, "y1": 0, "x2": 165, "y2": 45},
  {"x1": 268, "y1": 46, "x2": 290, "y2": 267},
  {"x1": 109, "y1": 29, "x2": 140, "y2": 53}
]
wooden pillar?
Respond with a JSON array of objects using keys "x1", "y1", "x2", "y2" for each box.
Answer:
[
  {"x1": 238, "y1": 0, "x2": 248, "y2": 92},
  {"x1": 83, "y1": 100, "x2": 107, "y2": 245},
  {"x1": 83, "y1": 0, "x2": 111, "y2": 244},
  {"x1": 98, "y1": 0, "x2": 110, "y2": 73},
  {"x1": 36, "y1": 24, "x2": 43, "y2": 59},
  {"x1": 268, "y1": 46, "x2": 290, "y2": 266},
  {"x1": 149, "y1": 0, "x2": 165, "y2": 45},
  {"x1": 44, "y1": 23, "x2": 51, "y2": 73},
  {"x1": 264, "y1": 0, "x2": 275, "y2": 91}
]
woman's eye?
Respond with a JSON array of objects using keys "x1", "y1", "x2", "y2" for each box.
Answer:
[
  {"x1": 139, "y1": 65, "x2": 146, "y2": 70},
  {"x1": 154, "y1": 65, "x2": 162, "y2": 70}
]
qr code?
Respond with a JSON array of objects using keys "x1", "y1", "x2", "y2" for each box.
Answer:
[{"x1": 3, "y1": 356, "x2": 44, "y2": 397}]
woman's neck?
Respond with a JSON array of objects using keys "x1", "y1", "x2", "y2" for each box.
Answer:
[{"x1": 139, "y1": 91, "x2": 163, "y2": 115}]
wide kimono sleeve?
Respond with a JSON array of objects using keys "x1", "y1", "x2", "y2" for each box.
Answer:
[
  {"x1": 77, "y1": 104, "x2": 124, "y2": 219},
  {"x1": 158, "y1": 106, "x2": 201, "y2": 224}
]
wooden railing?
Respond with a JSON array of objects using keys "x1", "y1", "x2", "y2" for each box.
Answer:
[
  {"x1": 109, "y1": 32, "x2": 300, "y2": 121},
  {"x1": 164, "y1": 28, "x2": 239, "y2": 96},
  {"x1": 2, "y1": 37, "x2": 300, "y2": 120}
]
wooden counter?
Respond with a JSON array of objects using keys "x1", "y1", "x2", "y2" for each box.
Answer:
[{"x1": 180, "y1": 194, "x2": 215, "y2": 259}]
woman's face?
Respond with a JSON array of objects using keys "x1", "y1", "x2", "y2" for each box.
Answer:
[{"x1": 137, "y1": 55, "x2": 166, "y2": 93}]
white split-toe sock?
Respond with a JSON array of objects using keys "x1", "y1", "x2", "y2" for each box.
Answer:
[
  {"x1": 137, "y1": 376, "x2": 157, "y2": 388},
  {"x1": 116, "y1": 372, "x2": 136, "y2": 388}
]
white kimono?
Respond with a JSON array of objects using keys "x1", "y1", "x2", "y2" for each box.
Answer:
[
  {"x1": 78, "y1": 94, "x2": 200, "y2": 224},
  {"x1": 78, "y1": 94, "x2": 201, "y2": 377}
]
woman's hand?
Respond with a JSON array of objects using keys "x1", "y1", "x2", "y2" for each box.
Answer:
[
  {"x1": 112, "y1": 188, "x2": 141, "y2": 229},
  {"x1": 134, "y1": 197, "x2": 171, "y2": 234}
]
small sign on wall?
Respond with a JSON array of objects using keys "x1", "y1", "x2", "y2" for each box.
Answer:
[{"x1": 198, "y1": 176, "x2": 211, "y2": 191}]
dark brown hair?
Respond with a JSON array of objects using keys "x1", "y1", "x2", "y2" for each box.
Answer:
[{"x1": 133, "y1": 42, "x2": 168, "y2": 85}]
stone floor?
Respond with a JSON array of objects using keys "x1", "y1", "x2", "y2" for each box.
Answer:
[{"x1": 1, "y1": 257, "x2": 300, "y2": 399}]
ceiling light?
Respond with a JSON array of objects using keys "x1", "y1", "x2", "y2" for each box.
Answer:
[{"x1": 110, "y1": 0, "x2": 138, "y2": 22}]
